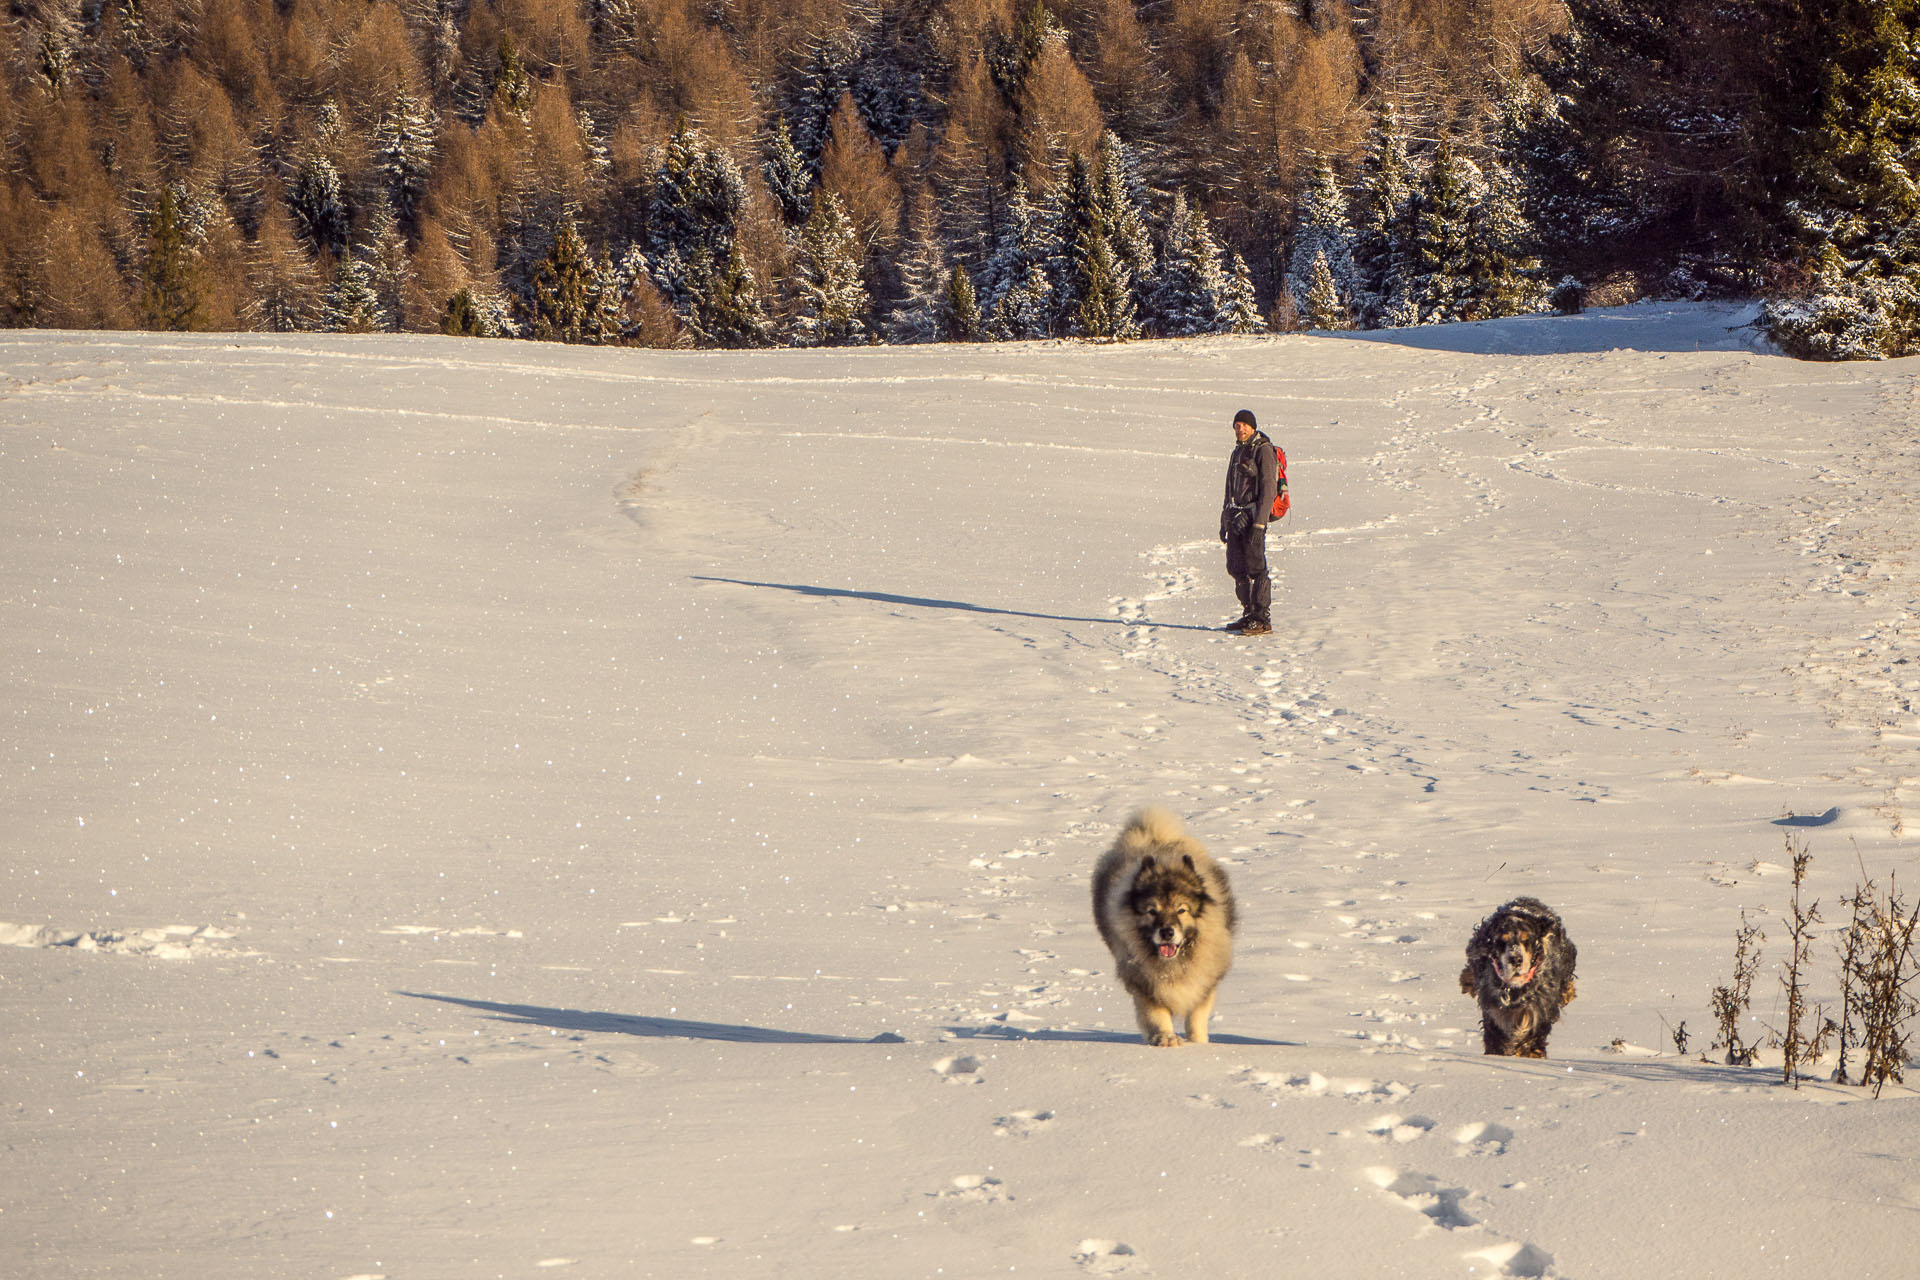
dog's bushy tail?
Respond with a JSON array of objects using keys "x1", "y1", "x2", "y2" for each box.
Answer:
[{"x1": 1120, "y1": 806, "x2": 1189, "y2": 851}]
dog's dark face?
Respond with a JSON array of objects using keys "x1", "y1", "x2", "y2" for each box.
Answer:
[
  {"x1": 1487, "y1": 916, "x2": 1547, "y2": 988},
  {"x1": 1129, "y1": 856, "x2": 1212, "y2": 961}
]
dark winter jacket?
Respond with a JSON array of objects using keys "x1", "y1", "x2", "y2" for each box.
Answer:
[{"x1": 1222, "y1": 430, "x2": 1280, "y2": 535}]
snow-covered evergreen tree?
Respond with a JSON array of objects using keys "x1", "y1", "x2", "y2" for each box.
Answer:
[
  {"x1": 1044, "y1": 153, "x2": 1099, "y2": 331},
  {"x1": 1400, "y1": 137, "x2": 1480, "y2": 325},
  {"x1": 372, "y1": 89, "x2": 436, "y2": 232},
  {"x1": 440, "y1": 286, "x2": 499, "y2": 338},
  {"x1": 849, "y1": 24, "x2": 924, "y2": 155},
  {"x1": 763, "y1": 116, "x2": 813, "y2": 227},
  {"x1": 1352, "y1": 98, "x2": 1416, "y2": 329},
  {"x1": 140, "y1": 184, "x2": 202, "y2": 332},
  {"x1": 526, "y1": 219, "x2": 610, "y2": 344},
  {"x1": 1497, "y1": 75, "x2": 1593, "y2": 294},
  {"x1": 978, "y1": 176, "x2": 1055, "y2": 337},
  {"x1": 1288, "y1": 158, "x2": 1359, "y2": 324},
  {"x1": 578, "y1": 108, "x2": 612, "y2": 181},
  {"x1": 600, "y1": 245, "x2": 671, "y2": 345},
  {"x1": 887, "y1": 202, "x2": 948, "y2": 344},
  {"x1": 1465, "y1": 144, "x2": 1546, "y2": 321},
  {"x1": 646, "y1": 120, "x2": 756, "y2": 334},
  {"x1": 361, "y1": 202, "x2": 411, "y2": 332},
  {"x1": 990, "y1": 0, "x2": 1066, "y2": 101},
  {"x1": 584, "y1": 0, "x2": 633, "y2": 47},
  {"x1": 1763, "y1": 0, "x2": 1920, "y2": 360},
  {"x1": 790, "y1": 27, "x2": 861, "y2": 169},
  {"x1": 1044, "y1": 152, "x2": 1137, "y2": 338},
  {"x1": 791, "y1": 192, "x2": 870, "y2": 347},
  {"x1": 647, "y1": 120, "x2": 749, "y2": 278},
  {"x1": 1221, "y1": 251, "x2": 1264, "y2": 333},
  {"x1": 322, "y1": 256, "x2": 387, "y2": 333},
  {"x1": 1153, "y1": 191, "x2": 1232, "y2": 336},
  {"x1": 943, "y1": 265, "x2": 982, "y2": 342},
  {"x1": 1299, "y1": 251, "x2": 1351, "y2": 330},
  {"x1": 680, "y1": 245, "x2": 774, "y2": 349},
  {"x1": 491, "y1": 33, "x2": 532, "y2": 116},
  {"x1": 1094, "y1": 131, "x2": 1158, "y2": 325},
  {"x1": 990, "y1": 262, "x2": 1053, "y2": 340},
  {"x1": 289, "y1": 155, "x2": 349, "y2": 259},
  {"x1": 1069, "y1": 221, "x2": 1139, "y2": 339}
]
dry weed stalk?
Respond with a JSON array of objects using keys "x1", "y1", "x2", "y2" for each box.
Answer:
[
  {"x1": 1778, "y1": 837, "x2": 1821, "y2": 1087},
  {"x1": 1853, "y1": 872, "x2": 1920, "y2": 1098},
  {"x1": 1832, "y1": 880, "x2": 1873, "y2": 1085},
  {"x1": 1711, "y1": 911, "x2": 1765, "y2": 1067}
]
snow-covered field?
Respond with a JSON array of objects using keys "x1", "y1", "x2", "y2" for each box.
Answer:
[{"x1": 4, "y1": 305, "x2": 1918, "y2": 1278}]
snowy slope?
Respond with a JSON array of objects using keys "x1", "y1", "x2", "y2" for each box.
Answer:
[{"x1": 3, "y1": 306, "x2": 1918, "y2": 1279}]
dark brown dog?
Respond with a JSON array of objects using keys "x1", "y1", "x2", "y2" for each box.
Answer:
[{"x1": 1459, "y1": 897, "x2": 1577, "y2": 1058}]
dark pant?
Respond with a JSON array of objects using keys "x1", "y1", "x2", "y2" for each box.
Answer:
[{"x1": 1226, "y1": 523, "x2": 1270, "y2": 618}]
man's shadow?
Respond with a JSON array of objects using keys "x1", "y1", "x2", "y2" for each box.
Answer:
[
  {"x1": 399, "y1": 992, "x2": 1296, "y2": 1047},
  {"x1": 693, "y1": 577, "x2": 1218, "y2": 632},
  {"x1": 399, "y1": 991, "x2": 897, "y2": 1045}
]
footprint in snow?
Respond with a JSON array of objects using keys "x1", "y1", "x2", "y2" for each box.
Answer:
[
  {"x1": 1073, "y1": 1239, "x2": 1145, "y2": 1274},
  {"x1": 0, "y1": 920, "x2": 255, "y2": 959},
  {"x1": 1453, "y1": 1121, "x2": 1515, "y2": 1155},
  {"x1": 1237, "y1": 1133, "x2": 1292, "y2": 1155},
  {"x1": 1364, "y1": 1113, "x2": 1436, "y2": 1143},
  {"x1": 1467, "y1": 1239, "x2": 1558, "y2": 1278},
  {"x1": 992, "y1": 1109, "x2": 1055, "y2": 1137},
  {"x1": 1365, "y1": 1167, "x2": 1478, "y2": 1230},
  {"x1": 936, "y1": 1174, "x2": 1010, "y2": 1203},
  {"x1": 932, "y1": 1055, "x2": 984, "y2": 1084},
  {"x1": 1233, "y1": 1067, "x2": 1412, "y2": 1101}
]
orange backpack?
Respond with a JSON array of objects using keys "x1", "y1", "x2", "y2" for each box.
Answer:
[{"x1": 1271, "y1": 444, "x2": 1290, "y2": 521}]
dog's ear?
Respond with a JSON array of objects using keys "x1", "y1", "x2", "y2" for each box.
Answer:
[
  {"x1": 1182, "y1": 854, "x2": 1197, "y2": 873},
  {"x1": 1130, "y1": 857, "x2": 1157, "y2": 893}
]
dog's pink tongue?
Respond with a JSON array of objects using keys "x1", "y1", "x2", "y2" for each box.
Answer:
[{"x1": 1158, "y1": 943, "x2": 1178, "y2": 959}]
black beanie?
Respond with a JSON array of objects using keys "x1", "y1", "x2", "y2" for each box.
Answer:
[{"x1": 1233, "y1": 409, "x2": 1257, "y2": 428}]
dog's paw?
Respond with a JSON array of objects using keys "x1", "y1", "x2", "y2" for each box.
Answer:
[{"x1": 1147, "y1": 1032, "x2": 1187, "y2": 1048}]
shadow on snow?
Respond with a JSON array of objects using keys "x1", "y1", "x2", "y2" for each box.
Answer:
[
  {"x1": 398, "y1": 991, "x2": 896, "y2": 1045},
  {"x1": 398, "y1": 992, "x2": 1298, "y2": 1048},
  {"x1": 946, "y1": 1024, "x2": 1300, "y2": 1047},
  {"x1": 693, "y1": 576, "x2": 1220, "y2": 633}
]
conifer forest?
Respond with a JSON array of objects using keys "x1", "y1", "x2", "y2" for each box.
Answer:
[{"x1": 3, "y1": 0, "x2": 1916, "y2": 357}]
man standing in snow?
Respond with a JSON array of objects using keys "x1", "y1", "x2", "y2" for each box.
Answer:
[{"x1": 1220, "y1": 408, "x2": 1279, "y2": 635}]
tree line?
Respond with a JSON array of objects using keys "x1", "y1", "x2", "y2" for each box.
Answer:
[{"x1": 2, "y1": 0, "x2": 1914, "y2": 357}]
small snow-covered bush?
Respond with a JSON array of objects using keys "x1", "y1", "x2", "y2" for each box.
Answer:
[{"x1": 1763, "y1": 279, "x2": 1917, "y2": 361}]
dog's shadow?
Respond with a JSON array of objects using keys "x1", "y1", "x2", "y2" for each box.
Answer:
[{"x1": 398, "y1": 991, "x2": 900, "y2": 1045}]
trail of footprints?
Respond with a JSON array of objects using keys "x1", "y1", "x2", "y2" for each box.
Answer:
[
  {"x1": 933, "y1": 551, "x2": 1560, "y2": 1273},
  {"x1": 928, "y1": 1052, "x2": 1154, "y2": 1273},
  {"x1": 1235, "y1": 1069, "x2": 1556, "y2": 1277},
  {"x1": 925, "y1": 1049, "x2": 1557, "y2": 1279},
  {"x1": 917, "y1": 1043, "x2": 1559, "y2": 1274}
]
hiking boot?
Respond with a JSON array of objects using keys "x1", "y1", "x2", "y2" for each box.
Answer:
[
  {"x1": 1222, "y1": 614, "x2": 1253, "y2": 632},
  {"x1": 1240, "y1": 617, "x2": 1273, "y2": 636}
]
